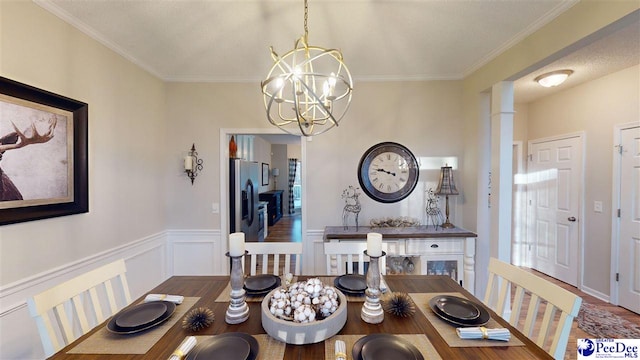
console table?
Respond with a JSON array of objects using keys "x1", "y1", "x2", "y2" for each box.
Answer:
[{"x1": 324, "y1": 225, "x2": 477, "y2": 294}]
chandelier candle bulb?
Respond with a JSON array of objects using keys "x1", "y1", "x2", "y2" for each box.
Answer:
[
  {"x1": 229, "y1": 232, "x2": 245, "y2": 256},
  {"x1": 367, "y1": 233, "x2": 383, "y2": 257}
]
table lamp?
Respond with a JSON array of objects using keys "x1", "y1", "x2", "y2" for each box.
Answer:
[{"x1": 435, "y1": 165, "x2": 458, "y2": 229}]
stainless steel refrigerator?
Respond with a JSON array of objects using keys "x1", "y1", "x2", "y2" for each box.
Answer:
[{"x1": 229, "y1": 158, "x2": 263, "y2": 242}]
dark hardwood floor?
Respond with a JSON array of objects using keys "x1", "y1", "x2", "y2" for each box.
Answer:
[{"x1": 264, "y1": 212, "x2": 302, "y2": 243}]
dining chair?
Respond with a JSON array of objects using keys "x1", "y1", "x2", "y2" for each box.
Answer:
[
  {"x1": 243, "y1": 242, "x2": 302, "y2": 276},
  {"x1": 324, "y1": 241, "x2": 388, "y2": 275},
  {"x1": 483, "y1": 257, "x2": 582, "y2": 360},
  {"x1": 26, "y1": 259, "x2": 132, "y2": 357}
]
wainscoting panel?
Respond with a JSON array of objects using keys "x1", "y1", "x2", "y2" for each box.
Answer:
[
  {"x1": 0, "y1": 232, "x2": 167, "y2": 360},
  {"x1": 167, "y1": 229, "x2": 224, "y2": 275}
]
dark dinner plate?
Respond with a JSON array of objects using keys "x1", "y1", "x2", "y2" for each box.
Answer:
[
  {"x1": 353, "y1": 334, "x2": 424, "y2": 360},
  {"x1": 187, "y1": 332, "x2": 259, "y2": 360},
  {"x1": 428, "y1": 295, "x2": 490, "y2": 327},
  {"x1": 244, "y1": 274, "x2": 278, "y2": 291},
  {"x1": 334, "y1": 282, "x2": 365, "y2": 296},
  {"x1": 336, "y1": 274, "x2": 367, "y2": 292},
  {"x1": 115, "y1": 301, "x2": 167, "y2": 328},
  {"x1": 187, "y1": 336, "x2": 249, "y2": 360},
  {"x1": 244, "y1": 276, "x2": 281, "y2": 296},
  {"x1": 107, "y1": 301, "x2": 176, "y2": 334}
]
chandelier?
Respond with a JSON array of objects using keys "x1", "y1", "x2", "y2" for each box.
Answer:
[{"x1": 261, "y1": 0, "x2": 353, "y2": 137}]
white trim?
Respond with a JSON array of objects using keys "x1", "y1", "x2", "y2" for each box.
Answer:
[{"x1": 609, "y1": 121, "x2": 640, "y2": 306}]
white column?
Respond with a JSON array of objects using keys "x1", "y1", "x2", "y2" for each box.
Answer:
[{"x1": 490, "y1": 82, "x2": 514, "y2": 263}]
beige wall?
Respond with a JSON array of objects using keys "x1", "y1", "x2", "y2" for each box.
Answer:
[
  {"x1": 1, "y1": 1, "x2": 167, "y2": 285},
  {"x1": 525, "y1": 64, "x2": 640, "y2": 295}
]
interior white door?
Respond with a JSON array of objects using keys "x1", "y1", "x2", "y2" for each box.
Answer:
[
  {"x1": 617, "y1": 126, "x2": 640, "y2": 313},
  {"x1": 528, "y1": 135, "x2": 582, "y2": 286}
]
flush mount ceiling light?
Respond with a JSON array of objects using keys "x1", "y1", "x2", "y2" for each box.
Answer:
[
  {"x1": 261, "y1": 0, "x2": 353, "y2": 137},
  {"x1": 534, "y1": 70, "x2": 573, "y2": 88}
]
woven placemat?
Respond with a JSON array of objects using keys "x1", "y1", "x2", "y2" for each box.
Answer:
[
  {"x1": 67, "y1": 297, "x2": 200, "y2": 354},
  {"x1": 325, "y1": 334, "x2": 442, "y2": 360},
  {"x1": 409, "y1": 293, "x2": 524, "y2": 348},
  {"x1": 194, "y1": 334, "x2": 285, "y2": 360}
]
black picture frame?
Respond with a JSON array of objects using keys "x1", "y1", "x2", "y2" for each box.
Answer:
[
  {"x1": 262, "y1": 163, "x2": 270, "y2": 186},
  {"x1": 0, "y1": 76, "x2": 88, "y2": 226}
]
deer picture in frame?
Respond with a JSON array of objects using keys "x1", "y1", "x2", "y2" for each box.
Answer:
[{"x1": 0, "y1": 76, "x2": 88, "y2": 226}]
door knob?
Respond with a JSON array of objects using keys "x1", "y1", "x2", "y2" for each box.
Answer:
[{"x1": 568, "y1": 217, "x2": 576, "y2": 222}]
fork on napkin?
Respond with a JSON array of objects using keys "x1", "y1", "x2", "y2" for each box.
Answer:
[
  {"x1": 145, "y1": 294, "x2": 184, "y2": 304},
  {"x1": 456, "y1": 326, "x2": 511, "y2": 341},
  {"x1": 335, "y1": 339, "x2": 347, "y2": 360},
  {"x1": 168, "y1": 336, "x2": 197, "y2": 360}
]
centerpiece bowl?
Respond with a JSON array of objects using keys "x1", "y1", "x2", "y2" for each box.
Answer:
[{"x1": 261, "y1": 284, "x2": 347, "y2": 344}]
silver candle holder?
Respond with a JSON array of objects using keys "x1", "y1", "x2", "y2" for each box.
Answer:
[
  {"x1": 225, "y1": 251, "x2": 249, "y2": 324},
  {"x1": 361, "y1": 250, "x2": 386, "y2": 324}
]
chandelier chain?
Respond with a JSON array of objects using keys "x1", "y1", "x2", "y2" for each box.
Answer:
[{"x1": 303, "y1": 0, "x2": 308, "y2": 40}]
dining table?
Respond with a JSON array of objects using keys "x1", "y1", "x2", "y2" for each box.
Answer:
[{"x1": 49, "y1": 274, "x2": 553, "y2": 360}]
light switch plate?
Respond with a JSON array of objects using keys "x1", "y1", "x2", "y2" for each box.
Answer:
[{"x1": 594, "y1": 201, "x2": 603, "y2": 213}]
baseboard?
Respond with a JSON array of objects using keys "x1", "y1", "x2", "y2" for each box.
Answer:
[{"x1": 580, "y1": 284, "x2": 611, "y2": 303}]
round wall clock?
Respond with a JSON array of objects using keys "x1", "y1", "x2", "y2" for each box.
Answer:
[{"x1": 357, "y1": 142, "x2": 419, "y2": 203}]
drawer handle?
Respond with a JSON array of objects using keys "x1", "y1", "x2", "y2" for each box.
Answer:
[{"x1": 430, "y1": 244, "x2": 439, "y2": 248}]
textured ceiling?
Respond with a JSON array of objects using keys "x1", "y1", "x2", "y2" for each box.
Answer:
[{"x1": 35, "y1": 0, "x2": 639, "y2": 105}]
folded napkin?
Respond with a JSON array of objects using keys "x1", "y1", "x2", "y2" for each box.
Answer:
[
  {"x1": 335, "y1": 339, "x2": 347, "y2": 360},
  {"x1": 168, "y1": 336, "x2": 197, "y2": 360},
  {"x1": 456, "y1": 326, "x2": 511, "y2": 341},
  {"x1": 144, "y1": 294, "x2": 184, "y2": 304}
]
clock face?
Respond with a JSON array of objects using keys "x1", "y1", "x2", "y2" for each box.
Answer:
[{"x1": 358, "y1": 142, "x2": 419, "y2": 203}]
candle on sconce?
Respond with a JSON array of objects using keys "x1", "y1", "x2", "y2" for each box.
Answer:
[
  {"x1": 184, "y1": 156, "x2": 193, "y2": 171},
  {"x1": 229, "y1": 232, "x2": 245, "y2": 257},
  {"x1": 367, "y1": 232, "x2": 383, "y2": 257}
]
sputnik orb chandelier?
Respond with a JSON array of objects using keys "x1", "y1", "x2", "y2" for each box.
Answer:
[{"x1": 261, "y1": 0, "x2": 353, "y2": 137}]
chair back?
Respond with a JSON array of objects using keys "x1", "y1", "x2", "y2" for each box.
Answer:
[
  {"x1": 483, "y1": 258, "x2": 582, "y2": 360},
  {"x1": 26, "y1": 259, "x2": 132, "y2": 357},
  {"x1": 244, "y1": 242, "x2": 302, "y2": 276},
  {"x1": 324, "y1": 242, "x2": 388, "y2": 275}
]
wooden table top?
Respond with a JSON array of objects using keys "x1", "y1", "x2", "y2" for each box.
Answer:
[{"x1": 49, "y1": 275, "x2": 552, "y2": 360}]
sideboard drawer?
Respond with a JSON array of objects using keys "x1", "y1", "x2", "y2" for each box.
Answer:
[{"x1": 405, "y1": 238, "x2": 464, "y2": 254}]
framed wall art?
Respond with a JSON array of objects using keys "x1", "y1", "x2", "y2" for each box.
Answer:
[
  {"x1": 262, "y1": 163, "x2": 270, "y2": 186},
  {"x1": 0, "y1": 76, "x2": 88, "y2": 226}
]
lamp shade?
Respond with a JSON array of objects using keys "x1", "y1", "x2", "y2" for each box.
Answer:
[
  {"x1": 435, "y1": 166, "x2": 458, "y2": 195},
  {"x1": 272, "y1": 168, "x2": 280, "y2": 177}
]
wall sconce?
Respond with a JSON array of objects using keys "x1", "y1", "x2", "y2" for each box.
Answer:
[
  {"x1": 184, "y1": 143, "x2": 203, "y2": 185},
  {"x1": 272, "y1": 168, "x2": 280, "y2": 189}
]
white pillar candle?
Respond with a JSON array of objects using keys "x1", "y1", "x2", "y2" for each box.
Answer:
[
  {"x1": 184, "y1": 156, "x2": 193, "y2": 171},
  {"x1": 367, "y1": 232, "x2": 383, "y2": 257},
  {"x1": 229, "y1": 232, "x2": 245, "y2": 256}
]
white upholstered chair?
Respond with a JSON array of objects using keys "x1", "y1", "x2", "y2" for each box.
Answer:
[
  {"x1": 26, "y1": 259, "x2": 132, "y2": 357},
  {"x1": 244, "y1": 242, "x2": 303, "y2": 276},
  {"x1": 324, "y1": 242, "x2": 388, "y2": 275},
  {"x1": 483, "y1": 257, "x2": 582, "y2": 360}
]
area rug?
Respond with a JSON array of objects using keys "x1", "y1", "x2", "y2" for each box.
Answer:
[{"x1": 577, "y1": 302, "x2": 640, "y2": 339}]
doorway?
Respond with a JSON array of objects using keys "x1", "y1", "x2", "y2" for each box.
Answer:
[
  {"x1": 527, "y1": 133, "x2": 584, "y2": 287},
  {"x1": 219, "y1": 129, "x2": 305, "y2": 249}
]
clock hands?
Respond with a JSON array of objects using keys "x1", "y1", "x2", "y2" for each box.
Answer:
[{"x1": 376, "y1": 168, "x2": 396, "y2": 176}]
